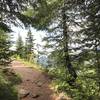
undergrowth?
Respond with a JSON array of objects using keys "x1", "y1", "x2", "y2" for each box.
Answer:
[{"x1": 0, "y1": 66, "x2": 21, "y2": 100}]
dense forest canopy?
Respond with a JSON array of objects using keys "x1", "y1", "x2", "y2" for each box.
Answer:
[{"x1": 0, "y1": 0, "x2": 35, "y2": 31}]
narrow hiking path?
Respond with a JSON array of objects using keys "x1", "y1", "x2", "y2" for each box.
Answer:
[{"x1": 11, "y1": 60, "x2": 57, "y2": 100}]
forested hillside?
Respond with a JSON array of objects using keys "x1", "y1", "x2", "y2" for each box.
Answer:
[{"x1": 0, "y1": 0, "x2": 100, "y2": 100}]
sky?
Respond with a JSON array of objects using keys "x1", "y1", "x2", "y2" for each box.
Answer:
[{"x1": 10, "y1": 26, "x2": 46, "y2": 51}]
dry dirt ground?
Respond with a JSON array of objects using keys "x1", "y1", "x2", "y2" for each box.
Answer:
[{"x1": 12, "y1": 60, "x2": 57, "y2": 100}]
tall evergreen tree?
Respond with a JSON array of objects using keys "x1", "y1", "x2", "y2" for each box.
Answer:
[
  {"x1": 25, "y1": 0, "x2": 100, "y2": 99},
  {"x1": 16, "y1": 34, "x2": 24, "y2": 58},
  {"x1": 25, "y1": 29, "x2": 35, "y2": 62},
  {"x1": 0, "y1": 29, "x2": 12, "y2": 65},
  {"x1": 28, "y1": 0, "x2": 78, "y2": 85},
  {"x1": 75, "y1": 0, "x2": 100, "y2": 96}
]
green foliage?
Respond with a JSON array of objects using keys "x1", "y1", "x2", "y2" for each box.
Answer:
[
  {"x1": 0, "y1": 0, "x2": 36, "y2": 31},
  {"x1": 16, "y1": 34, "x2": 24, "y2": 58},
  {"x1": 0, "y1": 0, "x2": 100, "y2": 99},
  {"x1": 16, "y1": 58, "x2": 42, "y2": 71},
  {"x1": 0, "y1": 30, "x2": 12, "y2": 65},
  {"x1": 24, "y1": 29, "x2": 35, "y2": 62},
  {"x1": 31, "y1": 0, "x2": 100, "y2": 99},
  {"x1": 48, "y1": 65, "x2": 100, "y2": 100},
  {"x1": 16, "y1": 30, "x2": 35, "y2": 63},
  {"x1": 0, "y1": 22, "x2": 12, "y2": 32},
  {"x1": 0, "y1": 68, "x2": 21, "y2": 100}
]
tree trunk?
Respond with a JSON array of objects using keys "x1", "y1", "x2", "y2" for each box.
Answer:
[
  {"x1": 62, "y1": 0, "x2": 77, "y2": 85},
  {"x1": 95, "y1": 39, "x2": 100, "y2": 95}
]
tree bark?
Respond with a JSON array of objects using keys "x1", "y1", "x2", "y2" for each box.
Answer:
[{"x1": 62, "y1": 0, "x2": 77, "y2": 85}]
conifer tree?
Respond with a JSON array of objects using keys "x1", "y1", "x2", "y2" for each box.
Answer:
[
  {"x1": 16, "y1": 34, "x2": 24, "y2": 58},
  {"x1": 75, "y1": 0, "x2": 100, "y2": 95},
  {"x1": 26, "y1": 0, "x2": 100, "y2": 99},
  {"x1": 0, "y1": 29, "x2": 12, "y2": 65},
  {"x1": 25, "y1": 29, "x2": 35, "y2": 62},
  {"x1": 29, "y1": 0, "x2": 78, "y2": 85}
]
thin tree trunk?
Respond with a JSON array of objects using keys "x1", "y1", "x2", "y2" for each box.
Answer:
[
  {"x1": 62, "y1": 0, "x2": 77, "y2": 85},
  {"x1": 95, "y1": 39, "x2": 100, "y2": 95}
]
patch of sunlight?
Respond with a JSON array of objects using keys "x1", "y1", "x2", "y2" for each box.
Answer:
[{"x1": 16, "y1": 58, "x2": 42, "y2": 71}]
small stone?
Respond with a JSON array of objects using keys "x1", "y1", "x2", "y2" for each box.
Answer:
[
  {"x1": 26, "y1": 79, "x2": 30, "y2": 81},
  {"x1": 10, "y1": 71, "x2": 15, "y2": 75},
  {"x1": 32, "y1": 80, "x2": 37, "y2": 84},
  {"x1": 31, "y1": 93, "x2": 40, "y2": 98},
  {"x1": 37, "y1": 82, "x2": 43, "y2": 87},
  {"x1": 19, "y1": 89, "x2": 30, "y2": 98}
]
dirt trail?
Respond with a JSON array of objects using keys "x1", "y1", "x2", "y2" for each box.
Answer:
[{"x1": 12, "y1": 61, "x2": 57, "y2": 100}]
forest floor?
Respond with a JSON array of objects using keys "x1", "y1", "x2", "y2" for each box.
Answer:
[{"x1": 11, "y1": 60, "x2": 58, "y2": 100}]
